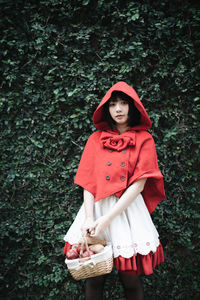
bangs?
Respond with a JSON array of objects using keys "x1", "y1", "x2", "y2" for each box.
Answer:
[
  {"x1": 109, "y1": 91, "x2": 132, "y2": 103},
  {"x1": 103, "y1": 91, "x2": 141, "y2": 129}
]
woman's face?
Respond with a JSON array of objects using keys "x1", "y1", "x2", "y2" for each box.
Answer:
[{"x1": 108, "y1": 97, "x2": 129, "y2": 127}]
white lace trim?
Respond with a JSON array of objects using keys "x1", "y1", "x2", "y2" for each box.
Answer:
[
  {"x1": 65, "y1": 234, "x2": 160, "y2": 258},
  {"x1": 112, "y1": 240, "x2": 160, "y2": 257}
]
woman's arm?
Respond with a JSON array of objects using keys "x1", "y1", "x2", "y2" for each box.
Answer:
[
  {"x1": 81, "y1": 189, "x2": 95, "y2": 236},
  {"x1": 107, "y1": 178, "x2": 146, "y2": 221},
  {"x1": 90, "y1": 178, "x2": 147, "y2": 237},
  {"x1": 83, "y1": 189, "x2": 94, "y2": 220}
]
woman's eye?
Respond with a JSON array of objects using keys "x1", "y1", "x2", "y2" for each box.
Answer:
[
  {"x1": 121, "y1": 101, "x2": 128, "y2": 105},
  {"x1": 109, "y1": 102, "x2": 115, "y2": 106}
]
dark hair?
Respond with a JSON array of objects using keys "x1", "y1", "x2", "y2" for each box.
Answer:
[{"x1": 103, "y1": 91, "x2": 141, "y2": 129}]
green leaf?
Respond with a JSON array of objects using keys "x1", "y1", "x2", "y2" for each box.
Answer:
[{"x1": 82, "y1": 0, "x2": 90, "y2": 5}]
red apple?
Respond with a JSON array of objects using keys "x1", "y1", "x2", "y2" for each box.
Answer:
[
  {"x1": 71, "y1": 243, "x2": 81, "y2": 253},
  {"x1": 81, "y1": 250, "x2": 94, "y2": 258},
  {"x1": 66, "y1": 249, "x2": 79, "y2": 260}
]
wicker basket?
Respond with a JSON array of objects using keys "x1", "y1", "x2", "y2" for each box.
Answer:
[{"x1": 65, "y1": 239, "x2": 113, "y2": 280}]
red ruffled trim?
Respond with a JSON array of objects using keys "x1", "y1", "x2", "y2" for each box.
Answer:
[
  {"x1": 115, "y1": 242, "x2": 164, "y2": 275},
  {"x1": 63, "y1": 242, "x2": 164, "y2": 276}
]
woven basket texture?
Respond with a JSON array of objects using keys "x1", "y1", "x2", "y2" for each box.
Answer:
[{"x1": 69, "y1": 255, "x2": 113, "y2": 280}]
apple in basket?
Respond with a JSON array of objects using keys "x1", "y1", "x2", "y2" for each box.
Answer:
[
  {"x1": 66, "y1": 249, "x2": 79, "y2": 260},
  {"x1": 71, "y1": 243, "x2": 82, "y2": 253},
  {"x1": 80, "y1": 250, "x2": 94, "y2": 258}
]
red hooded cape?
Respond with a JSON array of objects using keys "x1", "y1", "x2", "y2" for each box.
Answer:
[{"x1": 74, "y1": 81, "x2": 165, "y2": 214}]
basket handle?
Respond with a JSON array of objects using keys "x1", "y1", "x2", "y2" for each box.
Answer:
[{"x1": 80, "y1": 236, "x2": 90, "y2": 257}]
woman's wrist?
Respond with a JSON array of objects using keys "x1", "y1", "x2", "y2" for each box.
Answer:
[{"x1": 106, "y1": 211, "x2": 116, "y2": 222}]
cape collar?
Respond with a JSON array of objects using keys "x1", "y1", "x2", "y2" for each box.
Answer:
[{"x1": 100, "y1": 129, "x2": 136, "y2": 151}]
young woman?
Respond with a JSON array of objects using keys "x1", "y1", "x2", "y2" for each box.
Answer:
[{"x1": 64, "y1": 81, "x2": 166, "y2": 300}]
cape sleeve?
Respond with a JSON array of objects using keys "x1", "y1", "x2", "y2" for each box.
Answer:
[
  {"x1": 128, "y1": 135, "x2": 166, "y2": 214},
  {"x1": 74, "y1": 134, "x2": 96, "y2": 197}
]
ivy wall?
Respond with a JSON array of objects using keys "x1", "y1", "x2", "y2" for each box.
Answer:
[{"x1": 0, "y1": 0, "x2": 199, "y2": 299}]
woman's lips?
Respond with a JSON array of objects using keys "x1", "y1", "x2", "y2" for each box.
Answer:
[{"x1": 116, "y1": 115, "x2": 124, "y2": 119}]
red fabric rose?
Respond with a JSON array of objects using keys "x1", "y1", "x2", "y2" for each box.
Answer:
[{"x1": 100, "y1": 131, "x2": 135, "y2": 151}]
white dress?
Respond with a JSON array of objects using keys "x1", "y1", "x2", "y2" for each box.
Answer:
[{"x1": 64, "y1": 193, "x2": 160, "y2": 259}]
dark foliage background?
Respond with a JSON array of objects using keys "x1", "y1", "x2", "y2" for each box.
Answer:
[{"x1": 0, "y1": 0, "x2": 199, "y2": 299}]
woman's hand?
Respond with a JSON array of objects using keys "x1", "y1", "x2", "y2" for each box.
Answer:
[
  {"x1": 81, "y1": 218, "x2": 95, "y2": 237},
  {"x1": 90, "y1": 215, "x2": 110, "y2": 237}
]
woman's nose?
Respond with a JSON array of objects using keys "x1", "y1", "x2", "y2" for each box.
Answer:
[{"x1": 116, "y1": 103, "x2": 122, "y2": 112}]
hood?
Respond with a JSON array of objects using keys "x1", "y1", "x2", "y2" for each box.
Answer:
[{"x1": 93, "y1": 81, "x2": 152, "y2": 131}]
